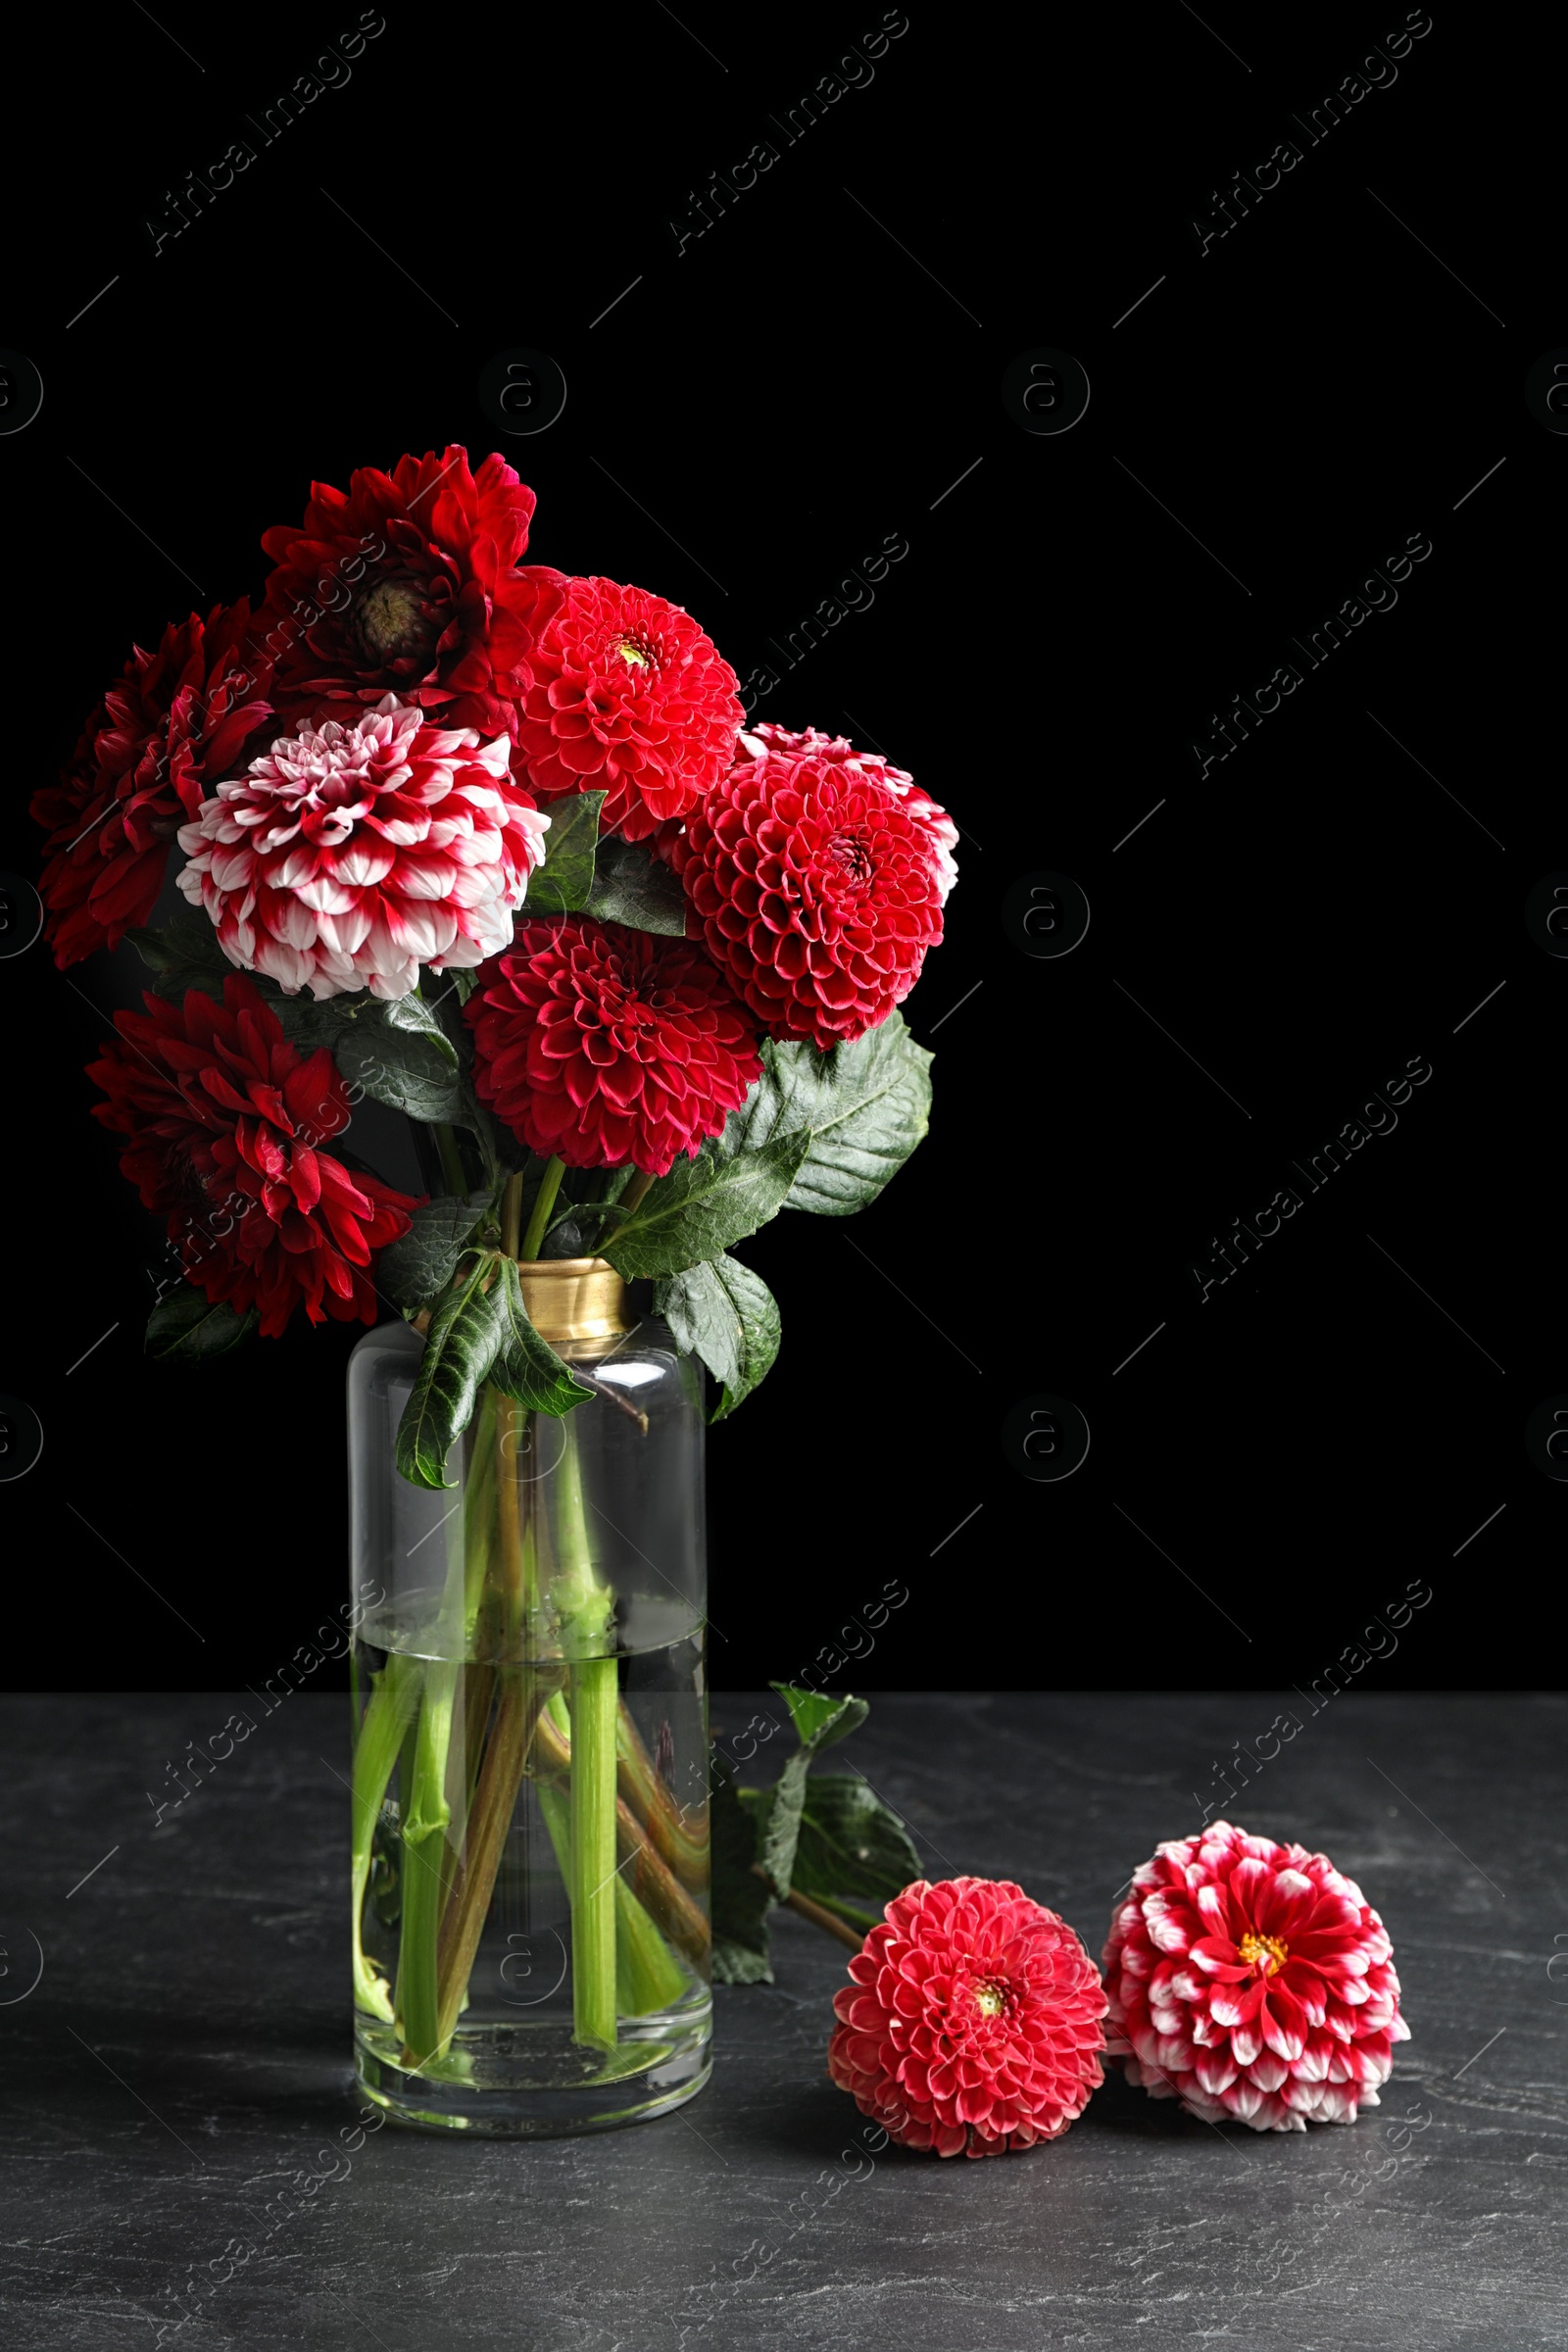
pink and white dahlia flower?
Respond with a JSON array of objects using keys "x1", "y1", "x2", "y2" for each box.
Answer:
[
  {"x1": 1102, "y1": 1820, "x2": 1409, "y2": 2132},
  {"x1": 176, "y1": 696, "x2": 550, "y2": 1000},
  {"x1": 739, "y1": 724, "x2": 959, "y2": 904}
]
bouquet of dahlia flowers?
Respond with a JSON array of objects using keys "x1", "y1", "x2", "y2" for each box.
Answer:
[{"x1": 38, "y1": 444, "x2": 955, "y2": 2078}]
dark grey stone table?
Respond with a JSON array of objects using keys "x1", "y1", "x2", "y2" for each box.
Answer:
[{"x1": 2, "y1": 1691, "x2": 1562, "y2": 2349}]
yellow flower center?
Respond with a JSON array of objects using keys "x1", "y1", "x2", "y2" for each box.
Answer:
[
  {"x1": 613, "y1": 636, "x2": 653, "y2": 669},
  {"x1": 972, "y1": 1979, "x2": 1008, "y2": 2017},
  {"x1": 1238, "y1": 1931, "x2": 1289, "y2": 1977}
]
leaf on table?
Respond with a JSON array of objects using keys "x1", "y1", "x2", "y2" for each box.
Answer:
[
  {"x1": 770, "y1": 1685, "x2": 871, "y2": 1756},
  {"x1": 789, "y1": 1775, "x2": 921, "y2": 1910},
  {"x1": 145, "y1": 1285, "x2": 258, "y2": 1361},
  {"x1": 604, "y1": 1132, "x2": 808, "y2": 1280},
  {"x1": 709, "y1": 1758, "x2": 774, "y2": 1984},
  {"x1": 653, "y1": 1254, "x2": 780, "y2": 1420},
  {"x1": 760, "y1": 1687, "x2": 871, "y2": 1900}
]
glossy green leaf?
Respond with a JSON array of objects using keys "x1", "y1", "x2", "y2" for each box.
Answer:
[
  {"x1": 725, "y1": 1013, "x2": 933, "y2": 1215},
  {"x1": 394, "y1": 1253, "x2": 507, "y2": 1490},
  {"x1": 145, "y1": 1285, "x2": 258, "y2": 1361},
  {"x1": 584, "y1": 834, "x2": 689, "y2": 936},
  {"x1": 760, "y1": 1687, "x2": 870, "y2": 1899},
  {"x1": 381, "y1": 989, "x2": 459, "y2": 1066},
  {"x1": 709, "y1": 1760, "x2": 773, "y2": 1984},
  {"x1": 375, "y1": 1194, "x2": 496, "y2": 1311},
  {"x1": 524, "y1": 790, "x2": 605, "y2": 915},
  {"x1": 604, "y1": 1132, "x2": 809, "y2": 1280},
  {"x1": 653, "y1": 1254, "x2": 780, "y2": 1420},
  {"x1": 788, "y1": 1775, "x2": 920, "y2": 1909},
  {"x1": 123, "y1": 909, "x2": 234, "y2": 1000},
  {"x1": 488, "y1": 1255, "x2": 595, "y2": 1417}
]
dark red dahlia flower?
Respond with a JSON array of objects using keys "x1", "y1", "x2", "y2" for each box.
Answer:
[
  {"x1": 466, "y1": 915, "x2": 760, "y2": 1177},
  {"x1": 31, "y1": 604, "x2": 273, "y2": 966},
  {"x1": 87, "y1": 976, "x2": 417, "y2": 1339},
  {"x1": 1102, "y1": 1820, "x2": 1409, "y2": 2131},
  {"x1": 677, "y1": 730, "x2": 949, "y2": 1049},
  {"x1": 513, "y1": 577, "x2": 743, "y2": 842},
  {"x1": 257, "y1": 445, "x2": 561, "y2": 740},
  {"x1": 829, "y1": 1878, "x2": 1108, "y2": 2158},
  {"x1": 744, "y1": 723, "x2": 959, "y2": 902}
]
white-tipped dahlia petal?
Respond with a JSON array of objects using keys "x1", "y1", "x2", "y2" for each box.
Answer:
[
  {"x1": 1102, "y1": 1820, "x2": 1409, "y2": 2134},
  {"x1": 172, "y1": 697, "x2": 547, "y2": 998}
]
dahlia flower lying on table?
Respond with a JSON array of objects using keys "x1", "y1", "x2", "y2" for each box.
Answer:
[{"x1": 37, "y1": 445, "x2": 956, "y2": 2100}]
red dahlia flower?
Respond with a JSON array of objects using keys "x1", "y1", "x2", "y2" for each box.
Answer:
[
  {"x1": 258, "y1": 445, "x2": 561, "y2": 739},
  {"x1": 466, "y1": 915, "x2": 760, "y2": 1177},
  {"x1": 1102, "y1": 1820, "x2": 1409, "y2": 2131},
  {"x1": 88, "y1": 976, "x2": 417, "y2": 1339},
  {"x1": 828, "y1": 1878, "x2": 1108, "y2": 2159},
  {"x1": 176, "y1": 696, "x2": 550, "y2": 1001},
  {"x1": 677, "y1": 728, "x2": 950, "y2": 1049},
  {"x1": 745, "y1": 724, "x2": 959, "y2": 903},
  {"x1": 514, "y1": 577, "x2": 743, "y2": 842},
  {"x1": 31, "y1": 604, "x2": 273, "y2": 966}
]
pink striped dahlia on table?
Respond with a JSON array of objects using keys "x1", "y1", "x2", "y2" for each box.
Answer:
[{"x1": 1102, "y1": 1820, "x2": 1409, "y2": 2131}]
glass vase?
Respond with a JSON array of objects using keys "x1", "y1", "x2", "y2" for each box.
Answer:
[{"x1": 346, "y1": 1257, "x2": 711, "y2": 2134}]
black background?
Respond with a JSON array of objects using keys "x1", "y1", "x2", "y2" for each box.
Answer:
[{"x1": 0, "y1": 2, "x2": 1550, "y2": 1692}]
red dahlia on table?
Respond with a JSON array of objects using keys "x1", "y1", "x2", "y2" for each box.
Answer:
[
  {"x1": 258, "y1": 445, "x2": 560, "y2": 740},
  {"x1": 31, "y1": 603, "x2": 273, "y2": 967},
  {"x1": 1102, "y1": 1820, "x2": 1410, "y2": 2131},
  {"x1": 87, "y1": 976, "x2": 418, "y2": 1338},
  {"x1": 513, "y1": 577, "x2": 744, "y2": 842},
  {"x1": 466, "y1": 914, "x2": 761, "y2": 1176},
  {"x1": 829, "y1": 1878, "x2": 1108, "y2": 2158},
  {"x1": 676, "y1": 726, "x2": 950, "y2": 1049},
  {"x1": 175, "y1": 696, "x2": 551, "y2": 1001}
]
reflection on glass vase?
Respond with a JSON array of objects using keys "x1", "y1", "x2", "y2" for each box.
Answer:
[{"x1": 347, "y1": 1257, "x2": 711, "y2": 2134}]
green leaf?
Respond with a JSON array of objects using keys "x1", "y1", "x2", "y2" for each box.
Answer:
[
  {"x1": 488, "y1": 1256, "x2": 595, "y2": 1417},
  {"x1": 726, "y1": 1013, "x2": 933, "y2": 1216},
  {"x1": 760, "y1": 1687, "x2": 870, "y2": 1900},
  {"x1": 604, "y1": 1132, "x2": 809, "y2": 1281},
  {"x1": 145, "y1": 1285, "x2": 258, "y2": 1361},
  {"x1": 653, "y1": 1255, "x2": 781, "y2": 1421},
  {"x1": 318, "y1": 1006, "x2": 467, "y2": 1122},
  {"x1": 789, "y1": 1775, "x2": 920, "y2": 1910},
  {"x1": 709, "y1": 1760, "x2": 773, "y2": 1984},
  {"x1": 584, "y1": 834, "x2": 689, "y2": 936},
  {"x1": 123, "y1": 909, "x2": 233, "y2": 1000},
  {"x1": 771, "y1": 1684, "x2": 871, "y2": 1754},
  {"x1": 375, "y1": 1194, "x2": 496, "y2": 1311},
  {"x1": 524, "y1": 790, "x2": 605, "y2": 914},
  {"x1": 382, "y1": 990, "x2": 459, "y2": 1066},
  {"x1": 394, "y1": 1254, "x2": 508, "y2": 1491}
]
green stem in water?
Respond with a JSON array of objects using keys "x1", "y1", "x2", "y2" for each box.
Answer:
[
  {"x1": 537, "y1": 1780, "x2": 687, "y2": 2019},
  {"x1": 350, "y1": 1651, "x2": 422, "y2": 2021},
  {"x1": 568, "y1": 1656, "x2": 619, "y2": 2051},
  {"x1": 518, "y1": 1154, "x2": 566, "y2": 1262},
  {"x1": 398, "y1": 1659, "x2": 462, "y2": 2068},
  {"x1": 548, "y1": 1412, "x2": 618, "y2": 2050},
  {"x1": 432, "y1": 1122, "x2": 467, "y2": 1199}
]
